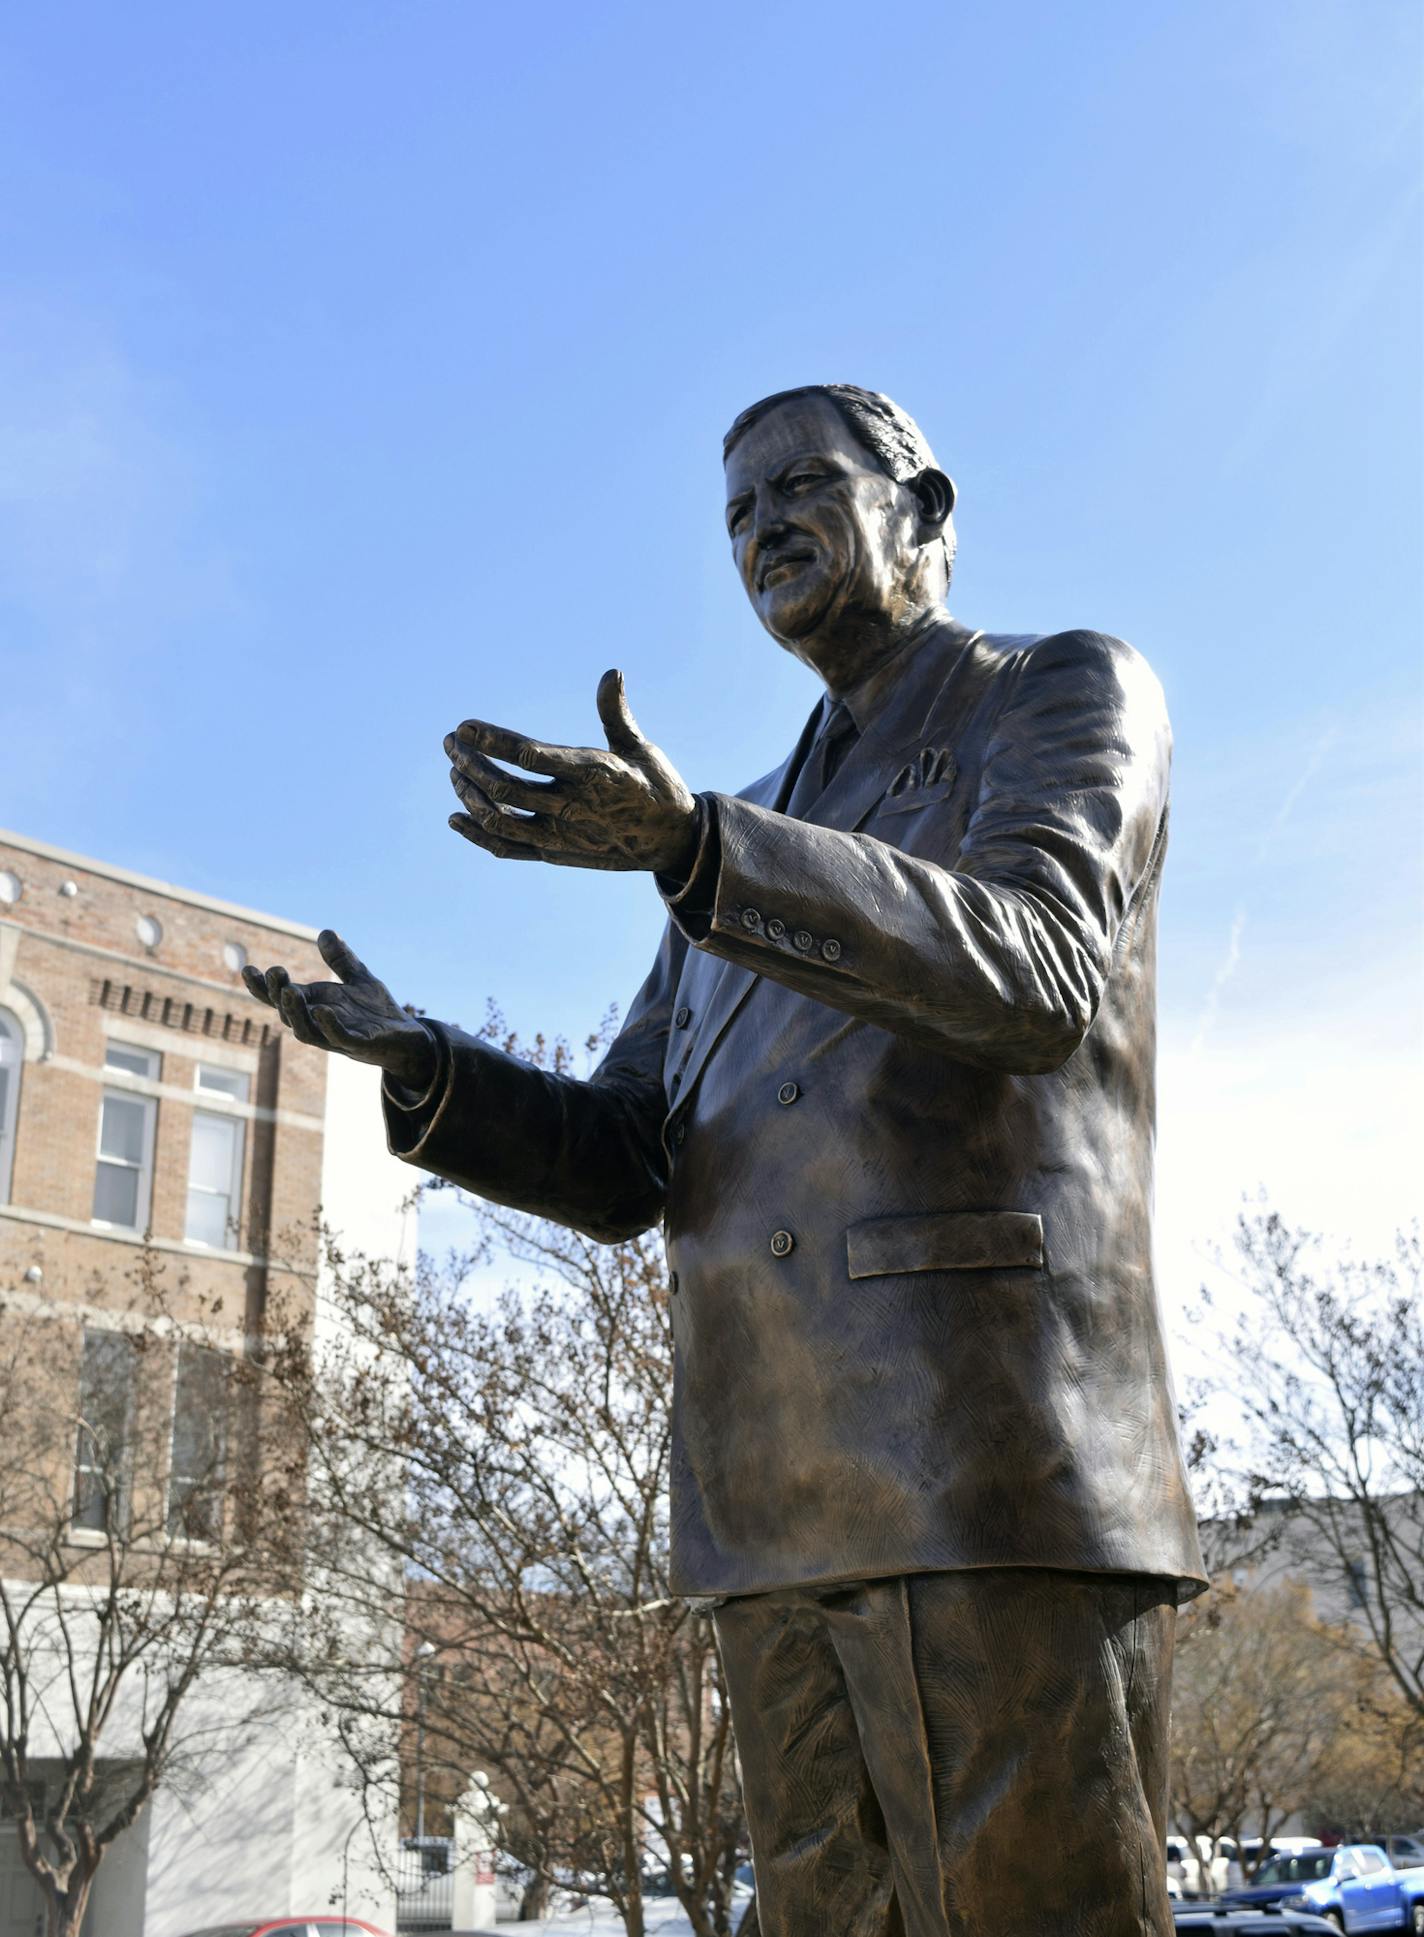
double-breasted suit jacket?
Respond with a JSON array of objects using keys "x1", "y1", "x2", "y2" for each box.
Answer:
[{"x1": 386, "y1": 616, "x2": 1208, "y2": 1603}]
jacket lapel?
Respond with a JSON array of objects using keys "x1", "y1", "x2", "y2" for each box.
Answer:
[
  {"x1": 667, "y1": 707, "x2": 821, "y2": 1118},
  {"x1": 668, "y1": 622, "x2": 983, "y2": 1125},
  {"x1": 800, "y1": 619, "x2": 979, "y2": 834}
]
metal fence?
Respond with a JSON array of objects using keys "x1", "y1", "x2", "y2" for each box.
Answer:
[{"x1": 394, "y1": 1836, "x2": 455, "y2": 1931}]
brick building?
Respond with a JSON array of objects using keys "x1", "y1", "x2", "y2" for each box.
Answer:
[{"x1": 0, "y1": 827, "x2": 413, "y2": 1934}]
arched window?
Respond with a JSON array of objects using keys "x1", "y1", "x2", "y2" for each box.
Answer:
[{"x1": 0, "y1": 1006, "x2": 22, "y2": 1204}]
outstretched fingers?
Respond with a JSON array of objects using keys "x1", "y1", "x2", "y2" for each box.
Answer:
[
  {"x1": 262, "y1": 964, "x2": 294, "y2": 1009},
  {"x1": 453, "y1": 719, "x2": 590, "y2": 779},
  {"x1": 449, "y1": 768, "x2": 551, "y2": 837},
  {"x1": 243, "y1": 956, "x2": 353, "y2": 1047},
  {"x1": 278, "y1": 984, "x2": 323, "y2": 1046},
  {"x1": 448, "y1": 811, "x2": 548, "y2": 861},
  {"x1": 317, "y1": 929, "x2": 369, "y2": 983},
  {"x1": 444, "y1": 738, "x2": 561, "y2": 814},
  {"x1": 242, "y1": 964, "x2": 274, "y2": 1007}
]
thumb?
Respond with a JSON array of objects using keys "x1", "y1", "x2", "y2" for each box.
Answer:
[
  {"x1": 596, "y1": 668, "x2": 647, "y2": 759},
  {"x1": 317, "y1": 930, "x2": 370, "y2": 984}
]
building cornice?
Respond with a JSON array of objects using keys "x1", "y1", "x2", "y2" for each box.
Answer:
[{"x1": 0, "y1": 828, "x2": 319, "y2": 942}]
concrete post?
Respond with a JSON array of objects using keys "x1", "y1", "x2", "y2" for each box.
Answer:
[{"x1": 449, "y1": 1773, "x2": 502, "y2": 1930}]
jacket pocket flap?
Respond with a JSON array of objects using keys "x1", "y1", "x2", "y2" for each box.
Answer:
[{"x1": 846, "y1": 1211, "x2": 1044, "y2": 1279}]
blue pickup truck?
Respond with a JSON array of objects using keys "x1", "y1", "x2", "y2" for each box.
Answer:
[{"x1": 1218, "y1": 1843, "x2": 1424, "y2": 1931}]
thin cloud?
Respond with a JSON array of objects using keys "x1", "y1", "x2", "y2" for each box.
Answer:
[
  {"x1": 1190, "y1": 904, "x2": 1247, "y2": 1058},
  {"x1": 1256, "y1": 726, "x2": 1337, "y2": 864}
]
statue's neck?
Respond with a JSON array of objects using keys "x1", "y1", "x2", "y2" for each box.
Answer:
[{"x1": 802, "y1": 600, "x2": 946, "y2": 699}]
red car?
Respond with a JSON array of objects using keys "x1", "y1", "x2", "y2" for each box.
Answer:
[{"x1": 181, "y1": 1922, "x2": 392, "y2": 1937}]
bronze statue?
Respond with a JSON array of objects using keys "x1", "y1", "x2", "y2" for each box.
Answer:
[{"x1": 246, "y1": 385, "x2": 1206, "y2": 1936}]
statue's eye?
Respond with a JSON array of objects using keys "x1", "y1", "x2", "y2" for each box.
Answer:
[
  {"x1": 785, "y1": 472, "x2": 819, "y2": 493},
  {"x1": 727, "y1": 504, "x2": 749, "y2": 536}
]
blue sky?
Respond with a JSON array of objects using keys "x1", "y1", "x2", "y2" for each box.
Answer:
[{"x1": 2, "y1": 1, "x2": 1420, "y2": 1328}]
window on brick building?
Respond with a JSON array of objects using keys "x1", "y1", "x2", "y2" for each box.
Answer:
[
  {"x1": 184, "y1": 1066, "x2": 249, "y2": 1249},
  {"x1": 167, "y1": 1343, "x2": 230, "y2": 1541},
  {"x1": 0, "y1": 1006, "x2": 21, "y2": 1203},
  {"x1": 92, "y1": 1042, "x2": 159, "y2": 1230},
  {"x1": 73, "y1": 1327, "x2": 137, "y2": 1535}
]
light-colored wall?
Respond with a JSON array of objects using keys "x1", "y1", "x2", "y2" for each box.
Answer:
[
  {"x1": 87, "y1": 1807, "x2": 150, "y2": 1935},
  {"x1": 139, "y1": 1677, "x2": 396, "y2": 1936},
  {"x1": 318, "y1": 1052, "x2": 418, "y2": 1281}
]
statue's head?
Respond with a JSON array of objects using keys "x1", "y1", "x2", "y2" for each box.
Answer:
[{"x1": 723, "y1": 385, "x2": 956, "y2": 652}]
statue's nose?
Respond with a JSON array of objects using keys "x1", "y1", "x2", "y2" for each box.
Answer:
[{"x1": 752, "y1": 498, "x2": 789, "y2": 547}]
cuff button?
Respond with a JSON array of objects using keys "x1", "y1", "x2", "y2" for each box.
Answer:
[
  {"x1": 821, "y1": 938, "x2": 842, "y2": 961},
  {"x1": 793, "y1": 929, "x2": 813, "y2": 952},
  {"x1": 767, "y1": 917, "x2": 786, "y2": 940},
  {"x1": 741, "y1": 908, "x2": 762, "y2": 931}
]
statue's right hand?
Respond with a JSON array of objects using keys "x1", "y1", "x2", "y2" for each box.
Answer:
[{"x1": 242, "y1": 930, "x2": 436, "y2": 1092}]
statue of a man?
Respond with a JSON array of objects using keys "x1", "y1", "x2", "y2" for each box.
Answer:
[{"x1": 248, "y1": 385, "x2": 1205, "y2": 1936}]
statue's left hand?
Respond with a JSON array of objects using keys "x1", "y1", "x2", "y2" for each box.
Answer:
[{"x1": 444, "y1": 670, "x2": 699, "y2": 876}]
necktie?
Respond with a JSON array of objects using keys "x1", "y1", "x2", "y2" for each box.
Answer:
[{"x1": 785, "y1": 699, "x2": 859, "y2": 819}]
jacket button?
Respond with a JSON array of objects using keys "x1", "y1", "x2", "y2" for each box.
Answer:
[
  {"x1": 674, "y1": 1005, "x2": 691, "y2": 1028},
  {"x1": 741, "y1": 908, "x2": 762, "y2": 930},
  {"x1": 770, "y1": 1229, "x2": 795, "y2": 1257},
  {"x1": 767, "y1": 917, "x2": 786, "y2": 940},
  {"x1": 669, "y1": 1271, "x2": 680, "y2": 1296},
  {"x1": 777, "y1": 1081, "x2": 799, "y2": 1106},
  {"x1": 793, "y1": 929, "x2": 813, "y2": 952},
  {"x1": 822, "y1": 938, "x2": 842, "y2": 961}
]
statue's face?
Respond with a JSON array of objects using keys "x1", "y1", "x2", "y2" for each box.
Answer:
[{"x1": 724, "y1": 394, "x2": 920, "y2": 645}]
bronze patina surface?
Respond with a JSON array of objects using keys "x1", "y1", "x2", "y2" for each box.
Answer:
[{"x1": 246, "y1": 385, "x2": 1205, "y2": 1934}]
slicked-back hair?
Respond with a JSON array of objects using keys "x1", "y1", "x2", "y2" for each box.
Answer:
[
  {"x1": 723, "y1": 384, "x2": 955, "y2": 581},
  {"x1": 722, "y1": 384, "x2": 936, "y2": 477}
]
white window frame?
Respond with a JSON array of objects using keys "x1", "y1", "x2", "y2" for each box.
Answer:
[
  {"x1": 194, "y1": 1063, "x2": 251, "y2": 1104},
  {"x1": 184, "y1": 1065, "x2": 250, "y2": 1250},
  {"x1": 0, "y1": 1005, "x2": 22, "y2": 1205},
  {"x1": 92, "y1": 1042, "x2": 160, "y2": 1233}
]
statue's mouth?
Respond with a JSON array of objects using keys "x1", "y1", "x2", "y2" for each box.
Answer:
[{"x1": 759, "y1": 549, "x2": 816, "y2": 591}]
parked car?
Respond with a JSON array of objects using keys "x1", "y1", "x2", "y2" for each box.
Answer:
[
  {"x1": 180, "y1": 1922, "x2": 392, "y2": 1937},
  {"x1": 1241, "y1": 1838, "x2": 1326, "y2": 1871},
  {"x1": 1221, "y1": 1847, "x2": 1394, "y2": 1910},
  {"x1": 1279, "y1": 1849, "x2": 1424, "y2": 1932},
  {"x1": 1172, "y1": 1907, "x2": 1346, "y2": 1932},
  {"x1": 1381, "y1": 1838, "x2": 1424, "y2": 1873}
]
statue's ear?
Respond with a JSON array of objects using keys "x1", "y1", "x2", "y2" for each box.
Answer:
[{"x1": 912, "y1": 468, "x2": 956, "y2": 535}]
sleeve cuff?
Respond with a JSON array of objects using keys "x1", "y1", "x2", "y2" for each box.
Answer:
[
  {"x1": 382, "y1": 1018, "x2": 449, "y2": 1116},
  {"x1": 657, "y1": 794, "x2": 720, "y2": 940}
]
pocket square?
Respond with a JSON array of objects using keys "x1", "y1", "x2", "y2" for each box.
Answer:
[{"x1": 888, "y1": 746, "x2": 956, "y2": 798}]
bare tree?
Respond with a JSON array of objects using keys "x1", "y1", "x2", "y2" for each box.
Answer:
[
  {"x1": 0, "y1": 1249, "x2": 309, "y2": 1937},
  {"x1": 1203, "y1": 1210, "x2": 1424, "y2": 1719},
  {"x1": 280, "y1": 1193, "x2": 748, "y2": 1937},
  {"x1": 1170, "y1": 1576, "x2": 1362, "y2": 1869},
  {"x1": 1299, "y1": 1681, "x2": 1424, "y2": 1841}
]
